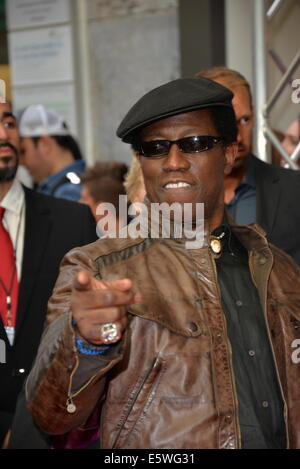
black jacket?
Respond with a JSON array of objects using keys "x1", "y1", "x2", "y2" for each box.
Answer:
[{"x1": 252, "y1": 155, "x2": 300, "y2": 264}]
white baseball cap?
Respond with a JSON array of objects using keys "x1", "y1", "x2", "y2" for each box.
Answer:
[{"x1": 19, "y1": 104, "x2": 70, "y2": 137}]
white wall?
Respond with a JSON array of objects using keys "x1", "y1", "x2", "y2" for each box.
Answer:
[
  {"x1": 86, "y1": 0, "x2": 180, "y2": 165},
  {"x1": 225, "y1": 0, "x2": 254, "y2": 89}
]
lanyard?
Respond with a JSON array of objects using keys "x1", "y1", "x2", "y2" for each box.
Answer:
[{"x1": 0, "y1": 203, "x2": 24, "y2": 344}]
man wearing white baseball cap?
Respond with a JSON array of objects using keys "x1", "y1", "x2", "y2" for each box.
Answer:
[{"x1": 19, "y1": 104, "x2": 85, "y2": 202}]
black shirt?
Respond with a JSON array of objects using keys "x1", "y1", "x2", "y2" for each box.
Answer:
[
  {"x1": 213, "y1": 225, "x2": 286, "y2": 449},
  {"x1": 226, "y1": 154, "x2": 257, "y2": 225}
]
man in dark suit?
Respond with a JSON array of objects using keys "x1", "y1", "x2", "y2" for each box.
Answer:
[
  {"x1": 0, "y1": 102, "x2": 97, "y2": 445},
  {"x1": 196, "y1": 67, "x2": 300, "y2": 264}
]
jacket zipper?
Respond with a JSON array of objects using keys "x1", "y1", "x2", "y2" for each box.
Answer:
[
  {"x1": 249, "y1": 250, "x2": 290, "y2": 448},
  {"x1": 210, "y1": 253, "x2": 242, "y2": 449},
  {"x1": 112, "y1": 356, "x2": 160, "y2": 449}
]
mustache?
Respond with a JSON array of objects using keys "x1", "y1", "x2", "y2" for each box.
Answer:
[{"x1": 0, "y1": 141, "x2": 18, "y2": 157}]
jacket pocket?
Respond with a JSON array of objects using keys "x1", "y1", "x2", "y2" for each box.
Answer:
[{"x1": 111, "y1": 356, "x2": 164, "y2": 449}]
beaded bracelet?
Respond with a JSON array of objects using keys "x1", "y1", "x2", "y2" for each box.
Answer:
[{"x1": 75, "y1": 337, "x2": 112, "y2": 356}]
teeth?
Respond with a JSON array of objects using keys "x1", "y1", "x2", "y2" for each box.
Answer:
[{"x1": 165, "y1": 182, "x2": 191, "y2": 189}]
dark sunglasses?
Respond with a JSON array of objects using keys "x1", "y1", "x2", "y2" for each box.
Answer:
[{"x1": 137, "y1": 135, "x2": 223, "y2": 158}]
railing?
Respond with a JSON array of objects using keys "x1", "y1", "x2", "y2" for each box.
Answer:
[{"x1": 253, "y1": 0, "x2": 300, "y2": 168}]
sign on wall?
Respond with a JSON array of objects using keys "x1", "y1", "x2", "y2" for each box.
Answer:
[
  {"x1": 6, "y1": 0, "x2": 78, "y2": 136},
  {"x1": 6, "y1": 0, "x2": 70, "y2": 30},
  {"x1": 9, "y1": 25, "x2": 74, "y2": 86}
]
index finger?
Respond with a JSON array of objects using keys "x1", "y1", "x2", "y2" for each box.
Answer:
[
  {"x1": 101, "y1": 278, "x2": 133, "y2": 291},
  {"x1": 74, "y1": 271, "x2": 133, "y2": 292}
]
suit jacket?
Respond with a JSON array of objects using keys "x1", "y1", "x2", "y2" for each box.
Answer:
[
  {"x1": 0, "y1": 187, "x2": 97, "y2": 440},
  {"x1": 251, "y1": 155, "x2": 300, "y2": 264}
]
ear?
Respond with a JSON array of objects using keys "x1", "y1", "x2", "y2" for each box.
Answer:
[
  {"x1": 38, "y1": 135, "x2": 53, "y2": 155},
  {"x1": 224, "y1": 142, "x2": 238, "y2": 175}
]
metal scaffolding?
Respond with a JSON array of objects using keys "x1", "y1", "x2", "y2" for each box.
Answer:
[{"x1": 253, "y1": 0, "x2": 300, "y2": 168}]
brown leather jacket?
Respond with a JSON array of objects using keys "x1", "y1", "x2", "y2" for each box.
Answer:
[{"x1": 26, "y1": 223, "x2": 300, "y2": 449}]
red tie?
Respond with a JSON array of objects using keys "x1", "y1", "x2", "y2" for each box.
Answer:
[{"x1": 0, "y1": 207, "x2": 19, "y2": 330}]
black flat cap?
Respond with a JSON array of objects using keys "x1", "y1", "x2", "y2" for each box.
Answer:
[{"x1": 117, "y1": 77, "x2": 234, "y2": 143}]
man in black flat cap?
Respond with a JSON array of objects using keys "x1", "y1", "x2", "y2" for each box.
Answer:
[{"x1": 25, "y1": 77, "x2": 300, "y2": 449}]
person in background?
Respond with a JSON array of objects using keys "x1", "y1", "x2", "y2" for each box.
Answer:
[
  {"x1": 196, "y1": 66, "x2": 300, "y2": 264},
  {"x1": 80, "y1": 162, "x2": 128, "y2": 234},
  {"x1": 18, "y1": 104, "x2": 85, "y2": 202},
  {"x1": 0, "y1": 101, "x2": 97, "y2": 448}
]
